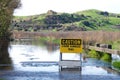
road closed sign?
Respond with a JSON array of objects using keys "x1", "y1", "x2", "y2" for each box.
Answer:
[{"x1": 60, "y1": 39, "x2": 82, "y2": 53}]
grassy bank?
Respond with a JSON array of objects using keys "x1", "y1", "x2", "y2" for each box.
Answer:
[{"x1": 88, "y1": 49, "x2": 112, "y2": 63}]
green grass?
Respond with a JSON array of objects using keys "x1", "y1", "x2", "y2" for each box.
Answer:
[
  {"x1": 109, "y1": 17, "x2": 120, "y2": 25},
  {"x1": 33, "y1": 14, "x2": 46, "y2": 21},
  {"x1": 75, "y1": 9, "x2": 120, "y2": 31},
  {"x1": 14, "y1": 16, "x2": 28, "y2": 19},
  {"x1": 76, "y1": 9, "x2": 101, "y2": 17}
]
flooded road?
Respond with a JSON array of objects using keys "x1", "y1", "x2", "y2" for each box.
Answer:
[
  {"x1": 0, "y1": 40, "x2": 120, "y2": 80},
  {"x1": 8, "y1": 45, "x2": 80, "y2": 72},
  {"x1": 7, "y1": 43, "x2": 119, "y2": 75}
]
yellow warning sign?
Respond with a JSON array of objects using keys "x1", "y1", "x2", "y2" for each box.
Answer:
[{"x1": 60, "y1": 39, "x2": 82, "y2": 53}]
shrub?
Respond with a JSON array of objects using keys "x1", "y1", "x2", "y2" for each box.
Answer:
[
  {"x1": 100, "y1": 53, "x2": 112, "y2": 62},
  {"x1": 112, "y1": 61, "x2": 120, "y2": 69},
  {"x1": 88, "y1": 49, "x2": 101, "y2": 59}
]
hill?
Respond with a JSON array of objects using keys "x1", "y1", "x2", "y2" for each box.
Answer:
[{"x1": 11, "y1": 9, "x2": 120, "y2": 31}]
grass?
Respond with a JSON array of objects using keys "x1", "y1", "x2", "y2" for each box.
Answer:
[
  {"x1": 112, "y1": 40, "x2": 120, "y2": 50},
  {"x1": 108, "y1": 40, "x2": 120, "y2": 50},
  {"x1": 33, "y1": 14, "x2": 46, "y2": 21},
  {"x1": 109, "y1": 17, "x2": 120, "y2": 25},
  {"x1": 76, "y1": 9, "x2": 120, "y2": 31},
  {"x1": 76, "y1": 9, "x2": 102, "y2": 17}
]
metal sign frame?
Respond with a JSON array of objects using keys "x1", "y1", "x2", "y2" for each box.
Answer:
[{"x1": 59, "y1": 39, "x2": 83, "y2": 71}]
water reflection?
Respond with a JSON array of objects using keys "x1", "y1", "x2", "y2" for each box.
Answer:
[
  {"x1": 0, "y1": 56, "x2": 13, "y2": 70},
  {"x1": 0, "y1": 45, "x2": 13, "y2": 70},
  {"x1": 11, "y1": 39, "x2": 59, "y2": 52},
  {"x1": 7, "y1": 39, "x2": 120, "y2": 76},
  {"x1": 45, "y1": 42, "x2": 59, "y2": 53}
]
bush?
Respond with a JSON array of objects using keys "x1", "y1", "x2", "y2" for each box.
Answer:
[
  {"x1": 100, "y1": 53, "x2": 112, "y2": 62},
  {"x1": 112, "y1": 61, "x2": 120, "y2": 69},
  {"x1": 88, "y1": 49, "x2": 101, "y2": 59}
]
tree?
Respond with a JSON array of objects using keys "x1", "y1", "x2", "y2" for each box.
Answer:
[
  {"x1": 82, "y1": 21, "x2": 90, "y2": 26},
  {"x1": 100, "y1": 11, "x2": 109, "y2": 16},
  {"x1": 0, "y1": 0, "x2": 21, "y2": 67}
]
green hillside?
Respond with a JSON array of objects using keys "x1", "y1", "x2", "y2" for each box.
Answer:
[{"x1": 11, "y1": 9, "x2": 120, "y2": 31}]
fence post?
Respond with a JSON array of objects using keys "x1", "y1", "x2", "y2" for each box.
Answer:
[{"x1": 59, "y1": 52, "x2": 62, "y2": 71}]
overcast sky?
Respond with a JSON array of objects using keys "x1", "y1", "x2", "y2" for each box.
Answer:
[{"x1": 14, "y1": 0, "x2": 120, "y2": 16}]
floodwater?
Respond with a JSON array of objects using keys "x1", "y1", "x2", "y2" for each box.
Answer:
[{"x1": 1, "y1": 40, "x2": 120, "y2": 76}]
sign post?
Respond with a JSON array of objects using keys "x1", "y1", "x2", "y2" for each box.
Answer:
[{"x1": 59, "y1": 39, "x2": 82, "y2": 71}]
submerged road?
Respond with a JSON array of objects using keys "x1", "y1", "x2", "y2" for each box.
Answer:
[
  {"x1": 0, "y1": 60, "x2": 120, "y2": 80},
  {"x1": 0, "y1": 70, "x2": 120, "y2": 80},
  {"x1": 1, "y1": 45, "x2": 120, "y2": 80}
]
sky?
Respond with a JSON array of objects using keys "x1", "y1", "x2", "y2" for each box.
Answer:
[{"x1": 14, "y1": 0, "x2": 120, "y2": 16}]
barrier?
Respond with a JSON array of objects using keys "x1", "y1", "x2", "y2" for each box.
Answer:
[{"x1": 59, "y1": 39, "x2": 82, "y2": 71}]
